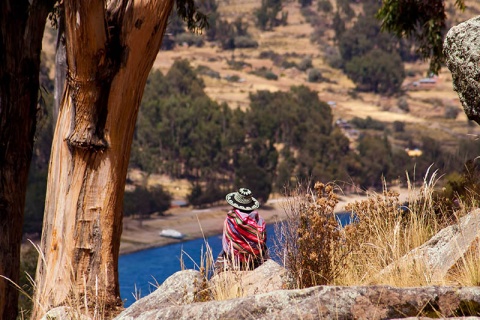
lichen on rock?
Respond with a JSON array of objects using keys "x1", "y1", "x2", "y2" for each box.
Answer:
[{"x1": 444, "y1": 16, "x2": 480, "y2": 125}]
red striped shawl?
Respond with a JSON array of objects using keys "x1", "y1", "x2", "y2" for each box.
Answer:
[{"x1": 222, "y1": 209, "x2": 267, "y2": 262}]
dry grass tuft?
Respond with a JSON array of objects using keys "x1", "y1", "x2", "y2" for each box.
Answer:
[
  {"x1": 3, "y1": 240, "x2": 119, "y2": 320},
  {"x1": 277, "y1": 168, "x2": 479, "y2": 288},
  {"x1": 275, "y1": 182, "x2": 350, "y2": 289}
]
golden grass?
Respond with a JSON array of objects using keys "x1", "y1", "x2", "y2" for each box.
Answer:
[
  {"x1": 3, "y1": 240, "x2": 119, "y2": 320},
  {"x1": 277, "y1": 167, "x2": 479, "y2": 289}
]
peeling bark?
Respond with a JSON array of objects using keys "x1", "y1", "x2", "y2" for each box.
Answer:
[{"x1": 32, "y1": 0, "x2": 174, "y2": 318}]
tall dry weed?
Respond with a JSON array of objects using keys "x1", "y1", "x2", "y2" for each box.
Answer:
[
  {"x1": 277, "y1": 168, "x2": 476, "y2": 288},
  {"x1": 276, "y1": 182, "x2": 352, "y2": 288}
]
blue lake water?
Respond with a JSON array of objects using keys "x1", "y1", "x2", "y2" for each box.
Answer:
[{"x1": 118, "y1": 213, "x2": 352, "y2": 307}]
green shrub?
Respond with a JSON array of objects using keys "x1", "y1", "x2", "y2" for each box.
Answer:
[
  {"x1": 225, "y1": 74, "x2": 240, "y2": 82},
  {"x1": 307, "y1": 68, "x2": 323, "y2": 83},
  {"x1": 196, "y1": 65, "x2": 221, "y2": 79},
  {"x1": 234, "y1": 36, "x2": 258, "y2": 48},
  {"x1": 298, "y1": 57, "x2": 312, "y2": 71},
  {"x1": 123, "y1": 186, "x2": 172, "y2": 217},
  {"x1": 350, "y1": 116, "x2": 385, "y2": 130},
  {"x1": 281, "y1": 60, "x2": 297, "y2": 69},
  {"x1": 444, "y1": 106, "x2": 460, "y2": 119},
  {"x1": 188, "y1": 183, "x2": 224, "y2": 207},
  {"x1": 251, "y1": 67, "x2": 278, "y2": 80},
  {"x1": 397, "y1": 96, "x2": 410, "y2": 112},
  {"x1": 175, "y1": 33, "x2": 204, "y2": 47},
  {"x1": 393, "y1": 121, "x2": 405, "y2": 132},
  {"x1": 317, "y1": 0, "x2": 333, "y2": 13},
  {"x1": 227, "y1": 59, "x2": 252, "y2": 70}
]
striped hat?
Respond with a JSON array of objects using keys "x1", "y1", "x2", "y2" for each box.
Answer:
[{"x1": 225, "y1": 188, "x2": 260, "y2": 211}]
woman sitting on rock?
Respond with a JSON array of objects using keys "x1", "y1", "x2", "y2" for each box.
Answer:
[{"x1": 214, "y1": 188, "x2": 268, "y2": 273}]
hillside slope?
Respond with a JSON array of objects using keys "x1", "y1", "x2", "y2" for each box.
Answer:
[{"x1": 150, "y1": 0, "x2": 480, "y2": 151}]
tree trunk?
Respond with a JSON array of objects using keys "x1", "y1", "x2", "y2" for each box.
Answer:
[
  {"x1": 0, "y1": 1, "x2": 53, "y2": 319},
  {"x1": 32, "y1": 0, "x2": 174, "y2": 318}
]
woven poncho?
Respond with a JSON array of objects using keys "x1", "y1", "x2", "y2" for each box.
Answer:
[{"x1": 222, "y1": 209, "x2": 267, "y2": 261}]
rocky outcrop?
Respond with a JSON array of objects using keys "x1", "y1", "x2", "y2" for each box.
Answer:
[
  {"x1": 378, "y1": 209, "x2": 480, "y2": 283},
  {"x1": 209, "y1": 259, "x2": 287, "y2": 297},
  {"x1": 115, "y1": 269, "x2": 203, "y2": 319},
  {"x1": 115, "y1": 284, "x2": 480, "y2": 319},
  {"x1": 115, "y1": 258, "x2": 480, "y2": 319},
  {"x1": 444, "y1": 16, "x2": 480, "y2": 125}
]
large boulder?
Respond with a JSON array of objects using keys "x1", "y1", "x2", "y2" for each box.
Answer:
[
  {"x1": 209, "y1": 259, "x2": 287, "y2": 298},
  {"x1": 444, "y1": 16, "x2": 480, "y2": 125},
  {"x1": 116, "y1": 284, "x2": 480, "y2": 319},
  {"x1": 115, "y1": 269, "x2": 203, "y2": 319},
  {"x1": 378, "y1": 209, "x2": 480, "y2": 283}
]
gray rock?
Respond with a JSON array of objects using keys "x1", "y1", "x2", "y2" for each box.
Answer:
[
  {"x1": 209, "y1": 259, "x2": 286, "y2": 298},
  {"x1": 116, "y1": 284, "x2": 480, "y2": 319},
  {"x1": 115, "y1": 269, "x2": 203, "y2": 319},
  {"x1": 41, "y1": 306, "x2": 90, "y2": 320},
  {"x1": 378, "y1": 209, "x2": 480, "y2": 282},
  {"x1": 444, "y1": 16, "x2": 480, "y2": 124}
]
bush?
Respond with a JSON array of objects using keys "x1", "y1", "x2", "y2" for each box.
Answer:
[
  {"x1": 196, "y1": 65, "x2": 221, "y2": 79},
  {"x1": 225, "y1": 74, "x2": 240, "y2": 82},
  {"x1": 307, "y1": 68, "x2": 323, "y2": 83},
  {"x1": 298, "y1": 57, "x2": 313, "y2": 71},
  {"x1": 445, "y1": 106, "x2": 460, "y2": 119},
  {"x1": 393, "y1": 121, "x2": 405, "y2": 132},
  {"x1": 397, "y1": 96, "x2": 410, "y2": 112},
  {"x1": 350, "y1": 116, "x2": 385, "y2": 131},
  {"x1": 234, "y1": 36, "x2": 258, "y2": 48},
  {"x1": 251, "y1": 67, "x2": 278, "y2": 80},
  {"x1": 188, "y1": 183, "x2": 224, "y2": 207},
  {"x1": 345, "y1": 49, "x2": 405, "y2": 94},
  {"x1": 317, "y1": 0, "x2": 333, "y2": 13},
  {"x1": 275, "y1": 183, "x2": 345, "y2": 288},
  {"x1": 123, "y1": 186, "x2": 172, "y2": 217},
  {"x1": 281, "y1": 60, "x2": 297, "y2": 69},
  {"x1": 175, "y1": 33, "x2": 204, "y2": 47}
]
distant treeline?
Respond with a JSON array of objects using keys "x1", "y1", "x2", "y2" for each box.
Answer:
[{"x1": 130, "y1": 60, "x2": 480, "y2": 206}]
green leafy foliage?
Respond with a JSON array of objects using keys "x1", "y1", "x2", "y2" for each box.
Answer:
[
  {"x1": 334, "y1": 0, "x2": 410, "y2": 94},
  {"x1": 250, "y1": 67, "x2": 278, "y2": 80},
  {"x1": 299, "y1": 0, "x2": 313, "y2": 8},
  {"x1": 307, "y1": 68, "x2": 323, "y2": 83},
  {"x1": 255, "y1": 0, "x2": 288, "y2": 31},
  {"x1": 123, "y1": 186, "x2": 172, "y2": 217},
  {"x1": 217, "y1": 18, "x2": 257, "y2": 50},
  {"x1": 345, "y1": 48, "x2": 405, "y2": 94},
  {"x1": 175, "y1": 0, "x2": 209, "y2": 32},
  {"x1": 350, "y1": 116, "x2": 386, "y2": 130},
  {"x1": 317, "y1": 0, "x2": 333, "y2": 13},
  {"x1": 376, "y1": 0, "x2": 466, "y2": 73},
  {"x1": 357, "y1": 135, "x2": 393, "y2": 188}
]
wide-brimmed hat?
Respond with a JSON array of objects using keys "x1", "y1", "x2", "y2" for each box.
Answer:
[{"x1": 225, "y1": 188, "x2": 260, "y2": 211}]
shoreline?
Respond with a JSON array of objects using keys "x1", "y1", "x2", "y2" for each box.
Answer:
[
  {"x1": 119, "y1": 202, "x2": 287, "y2": 255},
  {"x1": 119, "y1": 190, "x2": 385, "y2": 255}
]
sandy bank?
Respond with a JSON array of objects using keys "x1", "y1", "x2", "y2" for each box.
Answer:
[{"x1": 119, "y1": 190, "x2": 389, "y2": 255}]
